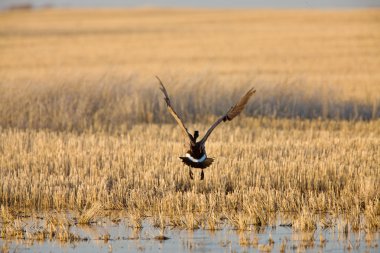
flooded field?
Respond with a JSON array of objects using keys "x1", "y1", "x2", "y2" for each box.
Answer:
[
  {"x1": 1, "y1": 213, "x2": 379, "y2": 253},
  {"x1": 1, "y1": 121, "x2": 379, "y2": 252},
  {"x1": 1, "y1": 8, "x2": 379, "y2": 253}
]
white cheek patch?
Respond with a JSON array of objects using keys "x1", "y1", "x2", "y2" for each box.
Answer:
[{"x1": 186, "y1": 153, "x2": 206, "y2": 163}]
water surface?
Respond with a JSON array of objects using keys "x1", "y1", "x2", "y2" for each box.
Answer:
[{"x1": 1, "y1": 218, "x2": 379, "y2": 252}]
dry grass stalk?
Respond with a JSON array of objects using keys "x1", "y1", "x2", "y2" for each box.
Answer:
[
  {"x1": 0, "y1": 218, "x2": 25, "y2": 239},
  {"x1": 0, "y1": 206, "x2": 15, "y2": 224},
  {"x1": 258, "y1": 243, "x2": 273, "y2": 252},
  {"x1": 279, "y1": 239, "x2": 287, "y2": 252},
  {"x1": 128, "y1": 210, "x2": 144, "y2": 229},
  {"x1": 294, "y1": 209, "x2": 317, "y2": 232},
  {"x1": 78, "y1": 202, "x2": 103, "y2": 224},
  {"x1": 319, "y1": 232, "x2": 326, "y2": 246},
  {"x1": 182, "y1": 213, "x2": 200, "y2": 230}
]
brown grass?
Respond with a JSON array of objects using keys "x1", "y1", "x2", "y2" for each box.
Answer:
[
  {"x1": 1, "y1": 75, "x2": 379, "y2": 134},
  {"x1": 0, "y1": 8, "x2": 379, "y2": 236},
  {"x1": 0, "y1": 9, "x2": 380, "y2": 132},
  {"x1": 0, "y1": 119, "x2": 379, "y2": 231},
  {"x1": 1, "y1": 9, "x2": 379, "y2": 88}
]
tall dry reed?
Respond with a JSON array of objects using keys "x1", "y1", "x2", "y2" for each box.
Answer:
[{"x1": 0, "y1": 119, "x2": 379, "y2": 230}]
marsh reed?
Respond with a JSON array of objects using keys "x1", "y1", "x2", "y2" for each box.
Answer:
[
  {"x1": 0, "y1": 76, "x2": 379, "y2": 134},
  {"x1": 0, "y1": 8, "x2": 379, "y2": 235},
  {"x1": 1, "y1": 119, "x2": 379, "y2": 231}
]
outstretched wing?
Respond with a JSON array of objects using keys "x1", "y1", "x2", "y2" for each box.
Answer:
[
  {"x1": 200, "y1": 87, "x2": 256, "y2": 145},
  {"x1": 157, "y1": 76, "x2": 193, "y2": 142}
]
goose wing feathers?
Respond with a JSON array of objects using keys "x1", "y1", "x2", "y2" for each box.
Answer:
[
  {"x1": 157, "y1": 76, "x2": 193, "y2": 142},
  {"x1": 225, "y1": 88, "x2": 256, "y2": 121},
  {"x1": 200, "y1": 87, "x2": 256, "y2": 144}
]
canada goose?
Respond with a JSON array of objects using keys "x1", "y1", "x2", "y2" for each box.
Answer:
[{"x1": 157, "y1": 76, "x2": 256, "y2": 180}]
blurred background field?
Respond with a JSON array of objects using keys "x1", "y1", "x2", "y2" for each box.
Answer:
[{"x1": 0, "y1": 9, "x2": 380, "y2": 132}]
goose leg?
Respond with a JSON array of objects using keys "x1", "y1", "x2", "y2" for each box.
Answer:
[
  {"x1": 200, "y1": 170, "x2": 204, "y2": 180},
  {"x1": 188, "y1": 167, "x2": 194, "y2": 180}
]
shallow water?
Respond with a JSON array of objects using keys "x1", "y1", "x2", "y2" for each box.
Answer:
[{"x1": 1, "y1": 217, "x2": 379, "y2": 253}]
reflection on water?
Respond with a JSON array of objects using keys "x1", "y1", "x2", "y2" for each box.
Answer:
[{"x1": 1, "y1": 218, "x2": 379, "y2": 252}]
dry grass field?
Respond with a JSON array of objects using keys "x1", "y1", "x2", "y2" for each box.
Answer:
[
  {"x1": 0, "y1": 8, "x2": 379, "y2": 244},
  {"x1": 1, "y1": 9, "x2": 379, "y2": 88},
  {"x1": 0, "y1": 8, "x2": 380, "y2": 129},
  {"x1": 1, "y1": 120, "x2": 380, "y2": 231}
]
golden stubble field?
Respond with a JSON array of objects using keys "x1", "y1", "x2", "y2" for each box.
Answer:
[
  {"x1": 1, "y1": 8, "x2": 380, "y2": 92},
  {"x1": 0, "y1": 8, "x2": 379, "y2": 246},
  {"x1": 0, "y1": 8, "x2": 380, "y2": 130}
]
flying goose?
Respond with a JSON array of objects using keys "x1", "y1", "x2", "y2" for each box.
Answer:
[{"x1": 157, "y1": 77, "x2": 256, "y2": 180}]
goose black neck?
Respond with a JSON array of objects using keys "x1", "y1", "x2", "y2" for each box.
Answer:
[{"x1": 193, "y1": 131, "x2": 199, "y2": 142}]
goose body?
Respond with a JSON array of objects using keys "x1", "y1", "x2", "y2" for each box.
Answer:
[
  {"x1": 180, "y1": 140, "x2": 214, "y2": 169},
  {"x1": 157, "y1": 76, "x2": 255, "y2": 180}
]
